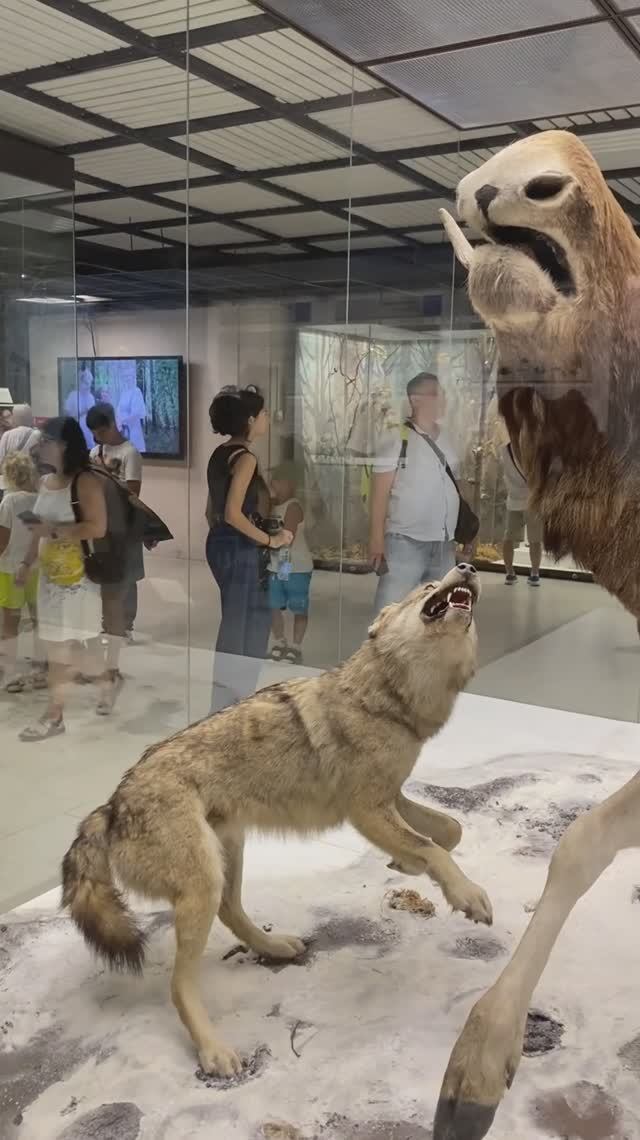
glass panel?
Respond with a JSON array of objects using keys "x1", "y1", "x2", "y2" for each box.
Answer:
[{"x1": 0, "y1": 34, "x2": 189, "y2": 915}]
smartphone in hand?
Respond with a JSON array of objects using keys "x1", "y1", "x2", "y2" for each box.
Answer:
[
  {"x1": 18, "y1": 510, "x2": 42, "y2": 525},
  {"x1": 375, "y1": 555, "x2": 389, "y2": 577}
]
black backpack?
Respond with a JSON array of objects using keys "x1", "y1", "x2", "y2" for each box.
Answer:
[{"x1": 71, "y1": 466, "x2": 137, "y2": 585}]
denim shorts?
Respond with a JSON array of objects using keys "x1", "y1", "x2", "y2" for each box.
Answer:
[{"x1": 269, "y1": 571, "x2": 312, "y2": 615}]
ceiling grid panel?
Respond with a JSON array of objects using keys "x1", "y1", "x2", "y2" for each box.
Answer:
[{"x1": 2, "y1": 0, "x2": 640, "y2": 281}]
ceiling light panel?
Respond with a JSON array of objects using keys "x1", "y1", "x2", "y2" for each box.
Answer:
[
  {"x1": 608, "y1": 177, "x2": 640, "y2": 205},
  {"x1": 315, "y1": 234, "x2": 404, "y2": 250},
  {"x1": 0, "y1": 209, "x2": 91, "y2": 233},
  {"x1": 35, "y1": 60, "x2": 254, "y2": 129},
  {"x1": 256, "y1": 211, "x2": 357, "y2": 237},
  {"x1": 373, "y1": 25, "x2": 640, "y2": 128},
  {"x1": 169, "y1": 221, "x2": 257, "y2": 244},
  {"x1": 174, "y1": 120, "x2": 348, "y2": 169},
  {"x1": 310, "y1": 98, "x2": 456, "y2": 149},
  {"x1": 80, "y1": 233, "x2": 165, "y2": 249},
  {"x1": 194, "y1": 29, "x2": 378, "y2": 103},
  {"x1": 0, "y1": 92, "x2": 113, "y2": 147},
  {"x1": 75, "y1": 144, "x2": 212, "y2": 185},
  {"x1": 76, "y1": 198, "x2": 184, "y2": 224},
  {"x1": 352, "y1": 198, "x2": 453, "y2": 228},
  {"x1": 262, "y1": 0, "x2": 597, "y2": 62},
  {"x1": 402, "y1": 148, "x2": 503, "y2": 189},
  {"x1": 0, "y1": 0, "x2": 125, "y2": 75},
  {"x1": 165, "y1": 184, "x2": 292, "y2": 212},
  {"x1": 86, "y1": 0, "x2": 259, "y2": 35},
  {"x1": 580, "y1": 128, "x2": 640, "y2": 170},
  {"x1": 271, "y1": 164, "x2": 416, "y2": 200}
]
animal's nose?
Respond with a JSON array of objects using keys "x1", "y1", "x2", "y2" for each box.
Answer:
[
  {"x1": 457, "y1": 563, "x2": 476, "y2": 576},
  {"x1": 475, "y1": 183, "x2": 499, "y2": 217}
]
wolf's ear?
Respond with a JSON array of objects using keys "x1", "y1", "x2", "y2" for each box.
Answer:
[{"x1": 368, "y1": 603, "x2": 398, "y2": 639}]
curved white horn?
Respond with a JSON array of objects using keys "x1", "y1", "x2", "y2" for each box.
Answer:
[{"x1": 439, "y1": 208, "x2": 474, "y2": 270}]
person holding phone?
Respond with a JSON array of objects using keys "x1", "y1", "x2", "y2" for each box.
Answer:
[
  {"x1": 16, "y1": 417, "x2": 105, "y2": 741},
  {"x1": 206, "y1": 386, "x2": 292, "y2": 713}
]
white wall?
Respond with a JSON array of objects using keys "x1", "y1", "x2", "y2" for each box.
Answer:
[{"x1": 28, "y1": 300, "x2": 296, "y2": 561}]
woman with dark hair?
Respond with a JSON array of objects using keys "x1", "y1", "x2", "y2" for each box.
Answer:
[
  {"x1": 206, "y1": 386, "x2": 291, "y2": 713},
  {"x1": 15, "y1": 416, "x2": 106, "y2": 740}
]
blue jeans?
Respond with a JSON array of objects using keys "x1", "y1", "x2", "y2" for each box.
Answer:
[
  {"x1": 206, "y1": 529, "x2": 271, "y2": 714},
  {"x1": 374, "y1": 534, "x2": 456, "y2": 613}
]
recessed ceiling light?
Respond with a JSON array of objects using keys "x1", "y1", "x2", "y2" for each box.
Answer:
[
  {"x1": 15, "y1": 294, "x2": 109, "y2": 304},
  {"x1": 15, "y1": 296, "x2": 75, "y2": 304}
]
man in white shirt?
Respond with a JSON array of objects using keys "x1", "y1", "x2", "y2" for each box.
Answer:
[{"x1": 369, "y1": 372, "x2": 461, "y2": 612}]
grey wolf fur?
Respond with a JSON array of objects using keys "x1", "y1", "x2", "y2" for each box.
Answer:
[{"x1": 62, "y1": 565, "x2": 490, "y2": 1077}]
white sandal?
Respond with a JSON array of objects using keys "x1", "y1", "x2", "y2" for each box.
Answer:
[{"x1": 19, "y1": 717, "x2": 65, "y2": 742}]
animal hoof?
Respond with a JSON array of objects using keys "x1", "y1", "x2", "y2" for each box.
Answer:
[
  {"x1": 433, "y1": 1096, "x2": 498, "y2": 1140},
  {"x1": 199, "y1": 1042, "x2": 243, "y2": 1078}
]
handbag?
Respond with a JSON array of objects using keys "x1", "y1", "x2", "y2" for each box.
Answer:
[
  {"x1": 71, "y1": 467, "x2": 173, "y2": 584},
  {"x1": 404, "y1": 422, "x2": 479, "y2": 546}
]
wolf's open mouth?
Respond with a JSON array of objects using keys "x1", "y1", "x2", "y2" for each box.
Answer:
[
  {"x1": 422, "y1": 586, "x2": 475, "y2": 621},
  {"x1": 486, "y1": 224, "x2": 574, "y2": 296}
]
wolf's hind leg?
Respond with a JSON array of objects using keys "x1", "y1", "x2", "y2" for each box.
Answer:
[
  {"x1": 170, "y1": 824, "x2": 241, "y2": 1077},
  {"x1": 217, "y1": 828, "x2": 305, "y2": 960}
]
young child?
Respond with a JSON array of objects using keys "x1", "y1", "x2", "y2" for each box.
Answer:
[
  {"x1": 268, "y1": 462, "x2": 313, "y2": 664},
  {"x1": 0, "y1": 452, "x2": 44, "y2": 691}
]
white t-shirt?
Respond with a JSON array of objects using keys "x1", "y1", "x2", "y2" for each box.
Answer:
[
  {"x1": 0, "y1": 490, "x2": 38, "y2": 573},
  {"x1": 269, "y1": 498, "x2": 313, "y2": 574},
  {"x1": 501, "y1": 444, "x2": 528, "y2": 511},
  {"x1": 90, "y1": 441, "x2": 142, "y2": 486},
  {"x1": 373, "y1": 422, "x2": 460, "y2": 542}
]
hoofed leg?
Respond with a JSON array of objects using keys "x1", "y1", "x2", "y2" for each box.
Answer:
[{"x1": 434, "y1": 769, "x2": 640, "y2": 1140}]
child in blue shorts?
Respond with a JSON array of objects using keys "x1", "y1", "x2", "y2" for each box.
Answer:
[{"x1": 268, "y1": 462, "x2": 313, "y2": 664}]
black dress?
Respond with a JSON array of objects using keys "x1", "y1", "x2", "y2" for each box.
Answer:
[{"x1": 205, "y1": 443, "x2": 271, "y2": 713}]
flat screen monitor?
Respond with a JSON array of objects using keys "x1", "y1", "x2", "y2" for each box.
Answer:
[{"x1": 57, "y1": 356, "x2": 185, "y2": 460}]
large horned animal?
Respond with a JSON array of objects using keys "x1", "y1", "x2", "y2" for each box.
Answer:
[{"x1": 434, "y1": 130, "x2": 640, "y2": 1139}]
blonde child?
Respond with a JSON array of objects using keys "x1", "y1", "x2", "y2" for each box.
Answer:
[
  {"x1": 268, "y1": 462, "x2": 313, "y2": 664},
  {"x1": 0, "y1": 452, "x2": 43, "y2": 691}
]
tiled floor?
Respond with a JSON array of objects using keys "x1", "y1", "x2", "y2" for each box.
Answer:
[{"x1": 0, "y1": 553, "x2": 637, "y2": 914}]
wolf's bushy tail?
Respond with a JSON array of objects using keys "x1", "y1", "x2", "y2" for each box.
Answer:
[{"x1": 61, "y1": 805, "x2": 146, "y2": 973}]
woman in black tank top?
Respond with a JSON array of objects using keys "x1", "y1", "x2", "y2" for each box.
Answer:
[{"x1": 206, "y1": 386, "x2": 292, "y2": 714}]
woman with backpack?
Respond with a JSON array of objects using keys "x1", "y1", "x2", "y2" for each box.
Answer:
[{"x1": 15, "y1": 416, "x2": 106, "y2": 741}]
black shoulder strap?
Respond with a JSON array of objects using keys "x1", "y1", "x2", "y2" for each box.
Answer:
[
  {"x1": 227, "y1": 445, "x2": 250, "y2": 468},
  {"x1": 507, "y1": 442, "x2": 526, "y2": 481},
  {"x1": 404, "y1": 420, "x2": 460, "y2": 494}
]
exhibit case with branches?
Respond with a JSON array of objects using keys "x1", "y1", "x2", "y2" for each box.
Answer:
[{"x1": 293, "y1": 322, "x2": 587, "y2": 578}]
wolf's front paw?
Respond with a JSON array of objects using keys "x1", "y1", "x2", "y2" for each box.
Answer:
[
  {"x1": 259, "y1": 933, "x2": 306, "y2": 960},
  {"x1": 198, "y1": 1040, "x2": 243, "y2": 1078},
  {"x1": 445, "y1": 876, "x2": 493, "y2": 925}
]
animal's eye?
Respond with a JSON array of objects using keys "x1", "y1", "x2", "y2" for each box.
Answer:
[{"x1": 524, "y1": 175, "x2": 570, "y2": 201}]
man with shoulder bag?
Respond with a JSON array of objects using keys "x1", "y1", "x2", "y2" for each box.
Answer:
[{"x1": 368, "y1": 372, "x2": 478, "y2": 613}]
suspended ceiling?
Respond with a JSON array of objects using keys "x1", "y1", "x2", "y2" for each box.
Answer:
[{"x1": 0, "y1": 0, "x2": 640, "y2": 304}]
